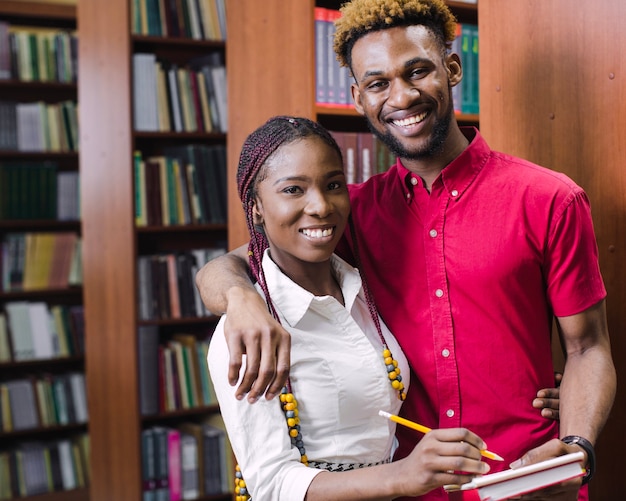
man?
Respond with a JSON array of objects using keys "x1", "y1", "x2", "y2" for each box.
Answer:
[{"x1": 196, "y1": 1, "x2": 615, "y2": 499}]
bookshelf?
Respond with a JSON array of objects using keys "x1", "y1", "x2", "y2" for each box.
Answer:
[
  {"x1": 0, "y1": 2, "x2": 88, "y2": 500},
  {"x1": 79, "y1": 0, "x2": 232, "y2": 500},
  {"x1": 225, "y1": 0, "x2": 478, "y2": 249}
]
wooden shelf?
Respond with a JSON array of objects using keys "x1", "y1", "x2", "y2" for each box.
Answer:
[
  {"x1": 137, "y1": 315, "x2": 219, "y2": 327},
  {"x1": 134, "y1": 131, "x2": 226, "y2": 142},
  {"x1": 0, "y1": 80, "x2": 77, "y2": 102},
  {"x1": 136, "y1": 223, "x2": 228, "y2": 233},
  {"x1": 0, "y1": 286, "x2": 83, "y2": 300},
  {"x1": 17, "y1": 487, "x2": 89, "y2": 501},
  {"x1": 0, "y1": 355, "x2": 84, "y2": 370},
  {"x1": 0, "y1": 422, "x2": 87, "y2": 440},
  {"x1": 141, "y1": 403, "x2": 221, "y2": 424},
  {"x1": 0, "y1": 1, "x2": 76, "y2": 25},
  {"x1": 0, "y1": 219, "x2": 80, "y2": 230}
]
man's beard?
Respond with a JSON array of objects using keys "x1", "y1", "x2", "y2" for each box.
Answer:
[{"x1": 366, "y1": 98, "x2": 454, "y2": 161}]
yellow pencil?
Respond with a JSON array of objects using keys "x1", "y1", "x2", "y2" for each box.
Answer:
[{"x1": 378, "y1": 410, "x2": 504, "y2": 461}]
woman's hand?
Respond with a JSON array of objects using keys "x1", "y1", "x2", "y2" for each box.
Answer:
[{"x1": 397, "y1": 428, "x2": 490, "y2": 497}]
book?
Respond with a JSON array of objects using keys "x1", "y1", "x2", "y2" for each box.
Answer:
[
  {"x1": 201, "y1": 422, "x2": 228, "y2": 494},
  {"x1": 342, "y1": 131, "x2": 358, "y2": 185},
  {"x1": 314, "y1": 7, "x2": 328, "y2": 104},
  {"x1": 5, "y1": 301, "x2": 35, "y2": 361},
  {"x1": 179, "y1": 432, "x2": 199, "y2": 499},
  {"x1": 5, "y1": 379, "x2": 39, "y2": 430},
  {"x1": 445, "y1": 451, "x2": 585, "y2": 501},
  {"x1": 0, "y1": 313, "x2": 10, "y2": 362},
  {"x1": 141, "y1": 428, "x2": 158, "y2": 501},
  {"x1": 167, "y1": 428, "x2": 182, "y2": 501},
  {"x1": 178, "y1": 423, "x2": 205, "y2": 496},
  {"x1": 138, "y1": 325, "x2": 160, "y2": 415},
  {"x1": 27, "y1": 301, "x2": 55, "y2": 359},
  {"x1": 203, "y1": 413, "x2": 234, "y2": 494},
  {"x1": 133, "y1": 53, "x2": 159, "y2": 131}
]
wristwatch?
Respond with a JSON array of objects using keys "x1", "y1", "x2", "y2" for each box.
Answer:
[{"x1": 561, "y1": 435, "x2": 595, "y2": 485}]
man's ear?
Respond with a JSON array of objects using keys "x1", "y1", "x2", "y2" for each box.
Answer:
[
  {"x1": 351, "y1": 80, "x2": 366, "y2": 117},
  {"x1": 446, "y1": 52, "x2": 463, "y2": 87}
]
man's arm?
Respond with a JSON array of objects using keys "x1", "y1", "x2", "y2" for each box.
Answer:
[
  {"x1": 511, "y1": 299, "x2": 616, "y2": 493},
  {"x1": 195, "y1": 244, "x2": 291, "y2": 402},
  {"x1": 557, "y1": 298, "x2": 616, "y2": 442}
]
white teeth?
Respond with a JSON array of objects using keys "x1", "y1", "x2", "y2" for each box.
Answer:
[
  {"x1": 392, "y1": 112, "x2": 427, "y2": 127},
  {"x1": 302, "y1": 228, "x2": 334, "y2": 238}
]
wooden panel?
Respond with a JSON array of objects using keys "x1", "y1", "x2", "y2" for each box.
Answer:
[
  {"x1": 226, "y1": 0, "x2": 316, "y2": 249},
  {"x1": 479, "y1": 1, "x2": 626, "y2": 497},
  {"x1": 78, "y1": 0, "x2": 141, "y2": 500}
]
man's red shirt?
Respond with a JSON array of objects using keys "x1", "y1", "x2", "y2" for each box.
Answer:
[{"x1": 338, "y1": 128, "x2": 605, "y2": 500}]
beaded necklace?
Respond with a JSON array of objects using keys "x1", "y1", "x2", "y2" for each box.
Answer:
[{"x1": 234, "y1": 272, "x2": 406, "y2": 501}]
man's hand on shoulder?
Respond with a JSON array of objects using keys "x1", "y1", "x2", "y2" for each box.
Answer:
[{"x1": 225, "y1": 286, "x2": 291, "y2": 402}]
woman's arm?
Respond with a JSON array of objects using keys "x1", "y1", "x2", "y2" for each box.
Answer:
[{"x1": 304, "y1": 429, "x2": 489, "y2": 501}]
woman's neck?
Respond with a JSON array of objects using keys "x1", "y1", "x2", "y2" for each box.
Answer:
[{"x1": 272, "y1": 255, "x2": 345, "y2": 306}]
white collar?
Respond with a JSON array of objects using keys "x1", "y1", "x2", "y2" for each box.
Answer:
[{"x1": 260, "y1": 249, "x2": 364, "y2": 327}]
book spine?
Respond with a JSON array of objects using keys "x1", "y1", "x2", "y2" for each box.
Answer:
[
  {"x1": 314, "y1": 8, "x2": 328, "y2": 104},
  {"x1": 167, "y1": 429, "x2": 182, "y2": 501}
]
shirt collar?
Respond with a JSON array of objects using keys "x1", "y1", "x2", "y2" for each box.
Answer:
[
  {"x1": 394, "y1": 126, "x2": 491, "y2": 200},
  {"x1": 260, "y1": 250, "x2": 364, "y2": 327}
]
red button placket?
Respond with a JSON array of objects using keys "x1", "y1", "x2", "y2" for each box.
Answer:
[{"x1": 424, "y1": 186, "x2": 461, "y2": 428}]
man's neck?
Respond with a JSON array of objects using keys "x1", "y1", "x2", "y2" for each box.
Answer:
[{"x1": 400, "y1": 125, "x2": 470, "y2": 191}]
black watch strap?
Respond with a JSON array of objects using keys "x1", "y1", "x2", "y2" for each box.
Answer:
[{"x1": 561, "y1": 435, "x2": 595, "y2": 485}]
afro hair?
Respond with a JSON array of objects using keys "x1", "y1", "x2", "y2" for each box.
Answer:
[{"x1": 334, "y1": 0, "x2": 458, "y2": 68}]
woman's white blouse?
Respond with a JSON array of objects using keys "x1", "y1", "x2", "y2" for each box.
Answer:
[{"x1": 207, "y1": 251, "x2": 410, "y2": 501}]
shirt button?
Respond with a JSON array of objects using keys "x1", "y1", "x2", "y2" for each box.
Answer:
[
  {"x1": 446, "y1": 409, "x2": 455, "y2": 418},
  {"x1": 411, "y1": 177, "x2": 418, "y2": 186},
  {"x1": 429, "y1": 229, "x2": 437, "y2": 238},
  {"x1": 451, "y1": 189, "x2": 459, "y2": 197},
  {"x1": 442, "y1": 349, "x2": 450, "y2": 357},
  {"x1": 406, "y1": 193, "x2": 411, "y2": 199},
  {"x1": 435, "y1": 289, "x2": 444, "y2": 298}
]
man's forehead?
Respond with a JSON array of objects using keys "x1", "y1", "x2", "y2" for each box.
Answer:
[{"x1": 350, "y1": 25, "x2": 438, "y2": 72}]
